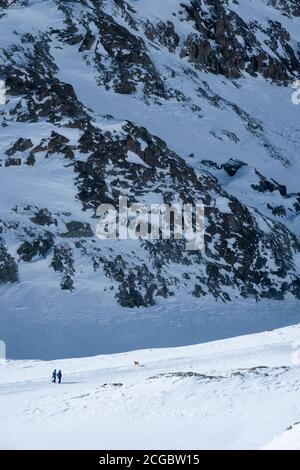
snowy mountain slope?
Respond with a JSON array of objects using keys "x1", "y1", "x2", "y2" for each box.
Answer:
[
  {"x1": 1, "y1": 324, "x2": 300, "y2": 450},
  {"x1": 50, "y1": 0, "x2": 300, "y2": 206},
  {"x1": 263, "y1": 422, "x2": 300, "y2": 450},
  {"x1": 0, "y1": 0, "x2": 300, "y2": 358}
]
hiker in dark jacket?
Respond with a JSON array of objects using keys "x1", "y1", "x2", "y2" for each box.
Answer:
[
  {"x1": 52, "y1": 369, "x2": 57, "y2": 383},
  {"x1": 57, "y1": 370, "x2": 62, "y2": 384}
]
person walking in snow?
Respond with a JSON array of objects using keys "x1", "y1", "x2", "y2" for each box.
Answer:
[
  {"x1": 52, "y1": 369, "x2": 57, "y2": 383},
  {"x1": 57, "y1": 370, "x2": 62, "y2": 384}
]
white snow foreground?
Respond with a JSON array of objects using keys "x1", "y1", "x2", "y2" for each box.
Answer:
[
  {"x1": 262, "y1": 423, "x2": 300, "y2": 450},
  {"x1": 1, "y1": 324, "x2": 300, "y2": 450}
]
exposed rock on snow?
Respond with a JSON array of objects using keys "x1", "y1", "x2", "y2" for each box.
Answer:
[{"x1": 0, "y1": 0, "x2": 300, "y2": 309}]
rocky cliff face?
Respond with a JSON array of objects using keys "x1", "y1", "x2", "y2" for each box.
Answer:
[
  {"x1": 0, "y1": 0, "x2": 300, "y2": 308},
  {"x1": 180, "y1": 0, "x2": 300, "y2": 81}
]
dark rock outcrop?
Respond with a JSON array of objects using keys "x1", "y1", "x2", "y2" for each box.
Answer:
[
  {"x1": 180, "y1": 0, "x2": 299, "y2": 82},
  {"x1": 0, "y1": 241, "x2": 18, "y2": 284}
]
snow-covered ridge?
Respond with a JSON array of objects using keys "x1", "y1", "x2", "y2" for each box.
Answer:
[{"x1": 1, "y1": 323, "x2": 300, "y2": 449}]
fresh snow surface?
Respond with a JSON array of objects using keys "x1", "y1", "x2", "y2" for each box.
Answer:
[
  {"x1": 1, "y1": 324, "x2": 300, "y2": 450},
  {"x1": 1, "y1": 292, "x2": 300, "y2": 360},
  {"x1": 262, "y1": 423, "x2": 300, "y2": 450}
]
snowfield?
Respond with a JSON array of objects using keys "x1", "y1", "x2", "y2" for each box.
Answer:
[{"x1": 1, "y1": 324, "x2": 300, "y2": 450}]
